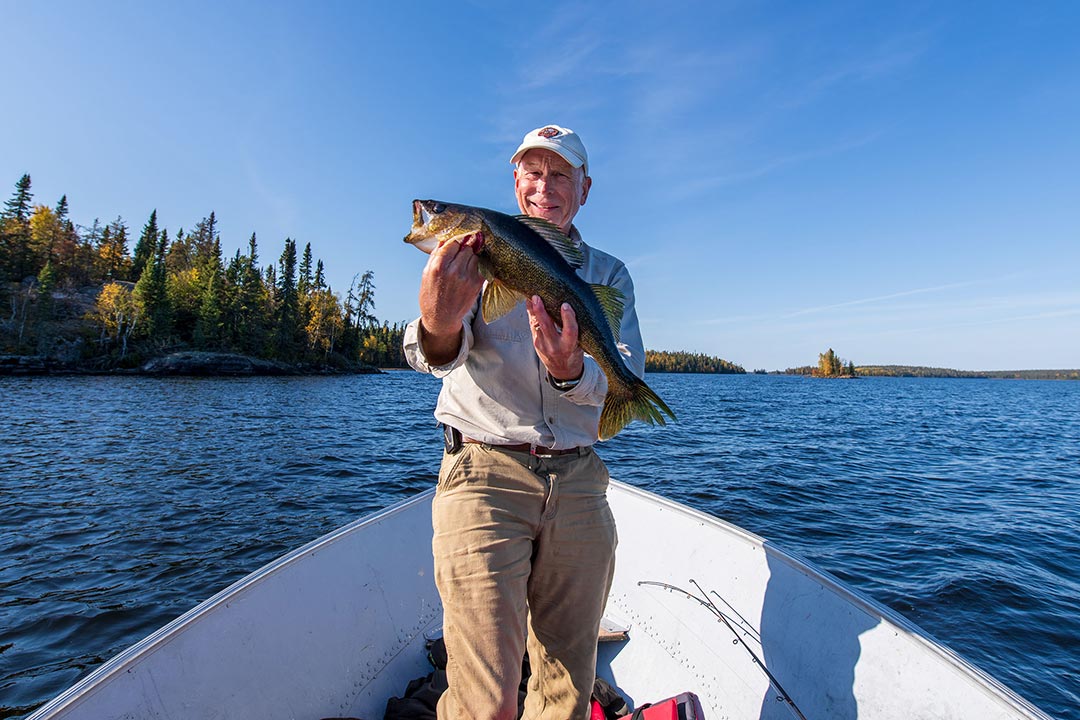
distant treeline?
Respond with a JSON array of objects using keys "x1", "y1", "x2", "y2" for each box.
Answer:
[
  {"x1": 645, "y1": 350, "x2": 745, "y2": 374},
  {"x1": 0, "y1": 173, "x2": 406, "y2": 369},
  {"x1": 855, "y1": 366, "x2": 1079, "y2": 380}
]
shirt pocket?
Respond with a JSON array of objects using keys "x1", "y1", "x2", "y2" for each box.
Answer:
[{"x1": 473, "y1": 304, "x2": 530, "y2": 344}]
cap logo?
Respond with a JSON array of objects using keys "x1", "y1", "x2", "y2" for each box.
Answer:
[{"x1": 538, "y1": 127, "x2": 561, "y2": 138}]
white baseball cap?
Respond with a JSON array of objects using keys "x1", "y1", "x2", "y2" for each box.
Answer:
[{"x1": 510, "y1": 125, "x2": 589, "y2": 176}]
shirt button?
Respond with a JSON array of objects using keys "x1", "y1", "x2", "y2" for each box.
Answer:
[{"x1": 547, "y1": 417, "x2": 555, "y2": 423}]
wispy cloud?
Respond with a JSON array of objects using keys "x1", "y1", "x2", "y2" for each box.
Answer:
[
  {"x1": 783, "y1": 280, "x2": 979, "y2": 318},
  {"x1": 778, "y1": 26, "x2": 938, "y2": 109},
  {"x1": 671, "y1": 129, "x2": 885, "y2": 197}
]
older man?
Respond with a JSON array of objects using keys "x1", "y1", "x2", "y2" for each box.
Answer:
[{"x1": 403, "y1": 125, "x2": 646, "y2": 719}]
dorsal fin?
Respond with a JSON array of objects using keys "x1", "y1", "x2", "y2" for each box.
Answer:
[
  {"x1": 514, "y1": 215, "x2": 584, "y2": 269},
  {"x1": 590, "y1": 283, "x2": 625, "y2": 342}
]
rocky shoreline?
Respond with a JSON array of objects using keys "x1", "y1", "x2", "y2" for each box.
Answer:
[{"x1": 0, "y1": 351, "x2": 382, "y2": 377}]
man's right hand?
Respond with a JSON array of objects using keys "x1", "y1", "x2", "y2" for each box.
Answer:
[{"x1": 418, "y1": 232, "x2": 486, "y2": 366}]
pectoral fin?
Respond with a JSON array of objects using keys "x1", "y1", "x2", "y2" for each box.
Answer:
[
  {"x1": 590, "y1": 283, "x2": 625, "y2": 342},
  {"x1": 481, "y1": 280, "x2": 527, "y2": 323}
]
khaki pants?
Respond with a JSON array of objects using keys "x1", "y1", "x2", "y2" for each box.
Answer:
[{"x1": 432, "y1": 443, "x2": 617, "y2": 720}]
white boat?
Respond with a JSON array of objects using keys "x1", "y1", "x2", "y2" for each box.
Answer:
[{"x1": 28, "y1": 481, "x2": 1050, "y2": 720}]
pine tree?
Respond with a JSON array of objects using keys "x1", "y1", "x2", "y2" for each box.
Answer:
[
  {"x1": 98, "y1": 216, "x2": 130, "y2": 281},
  {"x1": 314, "y1": 259, "x2": 325, "y2": 290},
  {"x1": 77, "y1": 218, "x2": 103, "y2": 285},
  {"x1": 274, "y1": 238, "x2": 300, "y2": 360},
  {"x1": 1, "y1": 174, "x2": 34, "y2": 281},
  {"x1": 135, "y1": 228, "x2": 172, "y2": 340},
  {"x1": 236, "y1": 232, "x2": 269, "y2": 355},
  {"x1": 131, "y1": 210, "x2": 158, "y2": 282},
  {"x1": 34, "y1": 261, "x2": 57, "y2": 353},
  {"x1": 166, "y1": 227, "x2": 193, "y2": 273},
  {"x1": 353, "y1": 270, "x2": 377, "y2": 331},
  {"x1": 298, "y1": 242, "x2": 313, "y2": 297},
  {"x1": 194, "y1": 271, "x2": 224, "y2": 349},
  {"x1": 2, "y1": 174, "x2": 33, "y2": 223},
  {"x1": 56, "y1": 216, "x2": 81, "y2": 285},
  {"x1": 55, "y1": 195, "x2": 69, "y2": 223}
]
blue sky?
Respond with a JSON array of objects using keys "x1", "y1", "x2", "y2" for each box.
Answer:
[{"x1": 3, "y1": 1, "x2": 1078, "y2": 371}]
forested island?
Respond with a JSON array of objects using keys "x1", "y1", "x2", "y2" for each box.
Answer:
[
  {"x1": 0, "y1": 174, "x2": 406, "y2": 373},
  {"x1": 645, "y1": 350, "x2": 744, "y2": 374}
]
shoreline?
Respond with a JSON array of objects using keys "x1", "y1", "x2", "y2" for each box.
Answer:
[{"x1": 0, "y1": 351, "x2": 383, "y2": 377}]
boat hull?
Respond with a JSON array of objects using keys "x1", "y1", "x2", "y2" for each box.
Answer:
[{"x1": 28, "y1": 481, "x2": 1049, "y2": 720}]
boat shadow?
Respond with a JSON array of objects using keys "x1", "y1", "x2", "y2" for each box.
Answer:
[{"x1": 756, "y1": 545, "x2": 879, "y2": 720}]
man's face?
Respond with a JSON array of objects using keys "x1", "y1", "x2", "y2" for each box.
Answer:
[{"x1": 514, "y1": 149, "x2": 592, "y2": 234}]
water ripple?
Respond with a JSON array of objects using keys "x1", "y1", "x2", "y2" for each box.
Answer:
[{"x1": 1, "y1": 373, "x2": 1078, "y2": 719}]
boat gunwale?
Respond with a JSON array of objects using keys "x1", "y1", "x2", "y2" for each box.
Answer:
[
  {"x1": 27, "y1": 489, "x2": 438, "y2": 720},
  {"x1": 28, "y1": 481, "x2": 1052, "y2": 720},
  {"x1": 609, "y1": 480, "x2": 1052, "y2": 720}
]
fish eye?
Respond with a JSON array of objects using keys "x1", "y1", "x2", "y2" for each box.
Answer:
[{"x1": 433, "y1": 202, "x2": 446, "y2": 214}]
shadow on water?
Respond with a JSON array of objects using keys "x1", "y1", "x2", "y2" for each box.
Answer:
[{"x1": 757, "y1": 547, "x2": 879, "y2": 720}]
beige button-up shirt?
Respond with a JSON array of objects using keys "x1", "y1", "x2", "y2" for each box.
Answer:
[{"x1": 404, "y1": 229, "x2": 645, "y2": 449}]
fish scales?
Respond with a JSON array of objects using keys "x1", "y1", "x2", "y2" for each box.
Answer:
[{"x1": 405, "y1": 199, "x2": 675, "y2": 439}]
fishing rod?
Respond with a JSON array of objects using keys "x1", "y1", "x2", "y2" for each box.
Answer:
[{"x1": 638, "y1": 579, "x2": 808, "y2": 720}]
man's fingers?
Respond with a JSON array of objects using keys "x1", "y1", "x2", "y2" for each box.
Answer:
[
  {"x1": 528, "y1": 296, "x2": 555, "y2": 334},
  {"x1": 559, "y1": 303, "x2": 578, "y2": 344}
]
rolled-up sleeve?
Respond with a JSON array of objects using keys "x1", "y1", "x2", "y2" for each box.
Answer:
[{"x1": 403, "y1": 316, "x2": 474, "y2": 378}]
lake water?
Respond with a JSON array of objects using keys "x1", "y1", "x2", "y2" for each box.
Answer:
[{"x1": 1, "y1": 372, "x2": 1077, "y2": 718}]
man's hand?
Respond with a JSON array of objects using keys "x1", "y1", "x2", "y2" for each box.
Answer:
[
  {"x1": 418, "y1": 233, "x2": 485, "y2": 365},
  {"x1": 527, "y1": 295, "x2": 584, "y2": 383}
]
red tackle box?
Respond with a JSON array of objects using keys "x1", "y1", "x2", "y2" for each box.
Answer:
[{"x1": 625, "y1": 691, "x2": 704, "y2": 720}]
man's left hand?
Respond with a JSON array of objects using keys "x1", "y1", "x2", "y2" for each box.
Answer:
[{"x1": 527, "y1": 295, "x2": 584, "y2": 383}]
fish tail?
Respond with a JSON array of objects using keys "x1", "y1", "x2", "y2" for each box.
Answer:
[{"x1": 599, "y1": 375, "x2": 676, "y2": 440}]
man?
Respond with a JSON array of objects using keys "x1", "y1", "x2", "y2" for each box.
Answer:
[{"x1": 403, "y1": 125, "x2": 646, "y2": 719}]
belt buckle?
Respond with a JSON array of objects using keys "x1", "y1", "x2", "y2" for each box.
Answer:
[{"x1": 530, "y1": 445, "x2": 570, "y2": 458}]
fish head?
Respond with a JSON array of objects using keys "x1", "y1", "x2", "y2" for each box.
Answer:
[{"x1": 403, "y1": 200, "x2": 484, "y2": 254}]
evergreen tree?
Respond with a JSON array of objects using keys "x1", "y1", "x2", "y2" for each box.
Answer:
[
  {"x1": 56, "y1": 218, "x2": 81, "y2": 285},
  {"x1": 352, "y1": 270, "x2": 377, "y2": 331},
  {"x1": 166, "y1": 227, "x2": 193, "y2": 273},
  {"x1": 274, "y1": 238, "x2": 300, "y2": 360},
  {"x1": 76, "y1": 218, "x2": 103, "y2": 286},
  {"x1": 298, "y1": 242, "x2": 313, "y2": 297},
  {"x1": 236, "y1": 233, "x2": 269, "y2": 355},
  {"x1": 2, "y1": 174, "x2": 33, "y2": 221},
  {"x1": 99, "y1": 216, "x2": 130, "y2": 280},
  {"x1": 314, "y1": 259, "x2": 325, "y2": 290},
  {"x1": 1, "y1": 174, "x2": 34, "y2": 281},
  {"x1": 166, "y1": 226, "x2": 201, "y2": 342},
  {"x1": 135, "y1": 228, "x2": 172, "y2": 339},
  {"x1": 34, "y1": 261, "x2": 57, "y2": 353},
  {"x1": 194, "y1": 270, "x2": 224, "y2": 349},
  {"x1": 131, "y1": 210, "x2": 158, "y2": 282}
]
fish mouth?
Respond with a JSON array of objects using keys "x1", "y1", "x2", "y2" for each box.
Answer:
[
  {"x1": 412, "y1": 199, "x2": 425, "y2": 226},
  {"x1": 404, "y1": 199, "x2": 438, "y2": 252}
]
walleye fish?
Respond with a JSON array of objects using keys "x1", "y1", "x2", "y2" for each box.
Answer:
[{"x1": 404, "y1": 199, "x2": 675, "y2": 440}]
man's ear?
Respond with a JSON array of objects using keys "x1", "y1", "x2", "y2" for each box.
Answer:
[{"x1": 580, "y1": 175, "x2": 592, "y2": 205}]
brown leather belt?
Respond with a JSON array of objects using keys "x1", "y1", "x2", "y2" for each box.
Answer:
[{"x1": 463, "y1": 437, "x2": 584, "y2": 457}]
